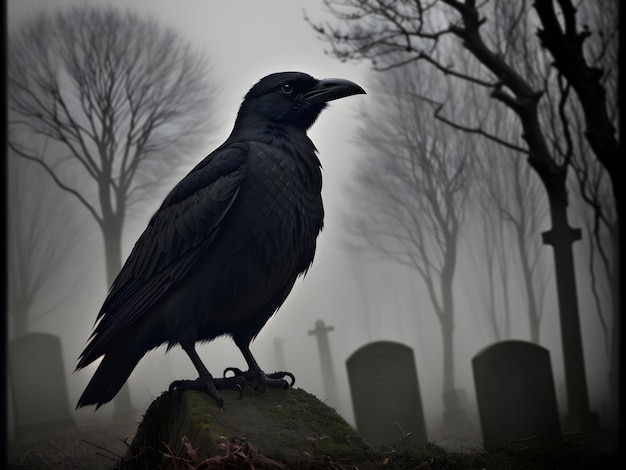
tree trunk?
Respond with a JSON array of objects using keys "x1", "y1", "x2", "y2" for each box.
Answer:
[
  {"x1": 540, "y1": 176, "x2": 600, "y2": 433},
  {"x1": 607, "y1": 223, "x2": 620, "y2": 427},
  {"x1": 439, "y1": 253, "x2": 468, "y2": 433},
  {"x1": 517, "y1": 231, "x2": 541, "y2": 343},
  {"x1": 528, "y1": 306, "x2": 541, "y2": 345},
  {"x1": 101, "y1": 215, "x2": 134, "y2": 414},
  {"x1": 439, "y1": 233, "x2": 457, "y2": 397},
  {"x1": 441, "y1": 314, "x2": 454, "y2": 396}
]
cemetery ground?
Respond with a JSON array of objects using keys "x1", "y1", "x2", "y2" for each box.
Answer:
[
  {"x1": 7, "y1": 387, "x2": 618, "y2": 469},
  {"x1": 7, "y1": 408, "x2": 140, "y2": 469}
]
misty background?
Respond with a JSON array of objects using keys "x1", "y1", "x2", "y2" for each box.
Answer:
[{"x1": 6, "y1": 0, "x2": 617, "y2": 446}]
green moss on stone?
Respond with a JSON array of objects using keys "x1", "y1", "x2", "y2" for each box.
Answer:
[{"x1": 124, "y1": 387, "x2": 374, "y2": 468}]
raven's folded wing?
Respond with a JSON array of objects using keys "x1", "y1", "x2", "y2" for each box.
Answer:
[{"x1": 77, "y1": 142, "x2": 248, "y2": 368}]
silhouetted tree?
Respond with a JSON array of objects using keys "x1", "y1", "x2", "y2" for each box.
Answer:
[
  {"x1": 345, "y1": 64, "x2": 473, "y2": 432},
  {"x1": 8, "y1": 6, "x2": 218, "y2": 412},
  {"x1": 308, "y1": 0, "x2": 618, "y2": 433},
  {"x1": 568, "y1": 93, "x2": 618, "y2": 425},
  {"x1": 531, "y1": 0, "x2": 618, "y2": 423}
]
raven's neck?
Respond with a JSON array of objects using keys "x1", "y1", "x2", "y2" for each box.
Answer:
[{"x1": 228, "y1": 119, "x2": 322, "y2": 190}]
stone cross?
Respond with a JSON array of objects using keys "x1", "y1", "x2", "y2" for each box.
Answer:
[{"x1": 308, "y1": 319, "x2": 339, "y2": 408}]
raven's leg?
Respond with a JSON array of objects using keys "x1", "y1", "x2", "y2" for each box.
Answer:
[
  {"x1": 169, "y1": 342, "x2": 246, "y2": 407},
  {"x1": 224, "y1": 338, "x2": 295, "y2": 392}
]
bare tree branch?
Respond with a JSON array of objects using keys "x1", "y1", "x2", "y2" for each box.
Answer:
[
  {"x1": 7, "y1": 151, "x2": 89, "y2": 336},
  {"x1": 434, "y1": 103, "x2": 529, "y2": 154}
]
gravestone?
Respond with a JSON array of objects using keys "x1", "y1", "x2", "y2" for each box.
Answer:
[
  {"x1": 347, "y1": 341, "x2": 427, "y2": 448},
  {"x1": 9, "y1": 333, "x2": 75, "y2": 437},
  {"x1": 472, "y1": 340, "x2": 562, "y2": 451}
]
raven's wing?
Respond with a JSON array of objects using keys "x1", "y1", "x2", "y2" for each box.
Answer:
[{"x1": 77, "y1": 142, "x2": 248, "y2": 368}]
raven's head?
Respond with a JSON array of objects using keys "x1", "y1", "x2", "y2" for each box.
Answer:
[{"x1": 235, "y1": 72, "x2": 365, "y2": 132}]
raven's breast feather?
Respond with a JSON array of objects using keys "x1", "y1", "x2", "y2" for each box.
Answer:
[
  {"x1": 190, "y1": 146, "x2": 324, "y2": 332},
  {"x1": 241, "y1": 144, "x2": 324, "y2": 272}
]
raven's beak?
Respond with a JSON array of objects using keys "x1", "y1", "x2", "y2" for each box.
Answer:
[{"x1": 302, "y1": 78, "x2": 366, "y2": 105}]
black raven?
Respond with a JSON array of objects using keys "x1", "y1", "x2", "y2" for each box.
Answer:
[{"x1": 76, "y1": 71, "x2": 365, "y2": 408}]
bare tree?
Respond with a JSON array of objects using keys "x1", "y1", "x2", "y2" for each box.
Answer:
[
  {"x1": 530, "y1": 0, "x2": 618, "y2": 423},
  {"x1": 7, "y1": 149, "x2": 87, "y2": 338},
  {"x1": 8, "y1": 6, "x2": 217, "y2": 287},
  {"x1": 466, "y1": 98, "x2": 550, "y2": 344},
  {"x1": 308, "y1": 0, "x2": 618, "y2": 433},
  {"x1": 469, "y1": 150, "x2": 551, "y2": 343},
  {"x1": 464, "y1": 197, "x2": 512, "y2": 342},
  {"x1": 345, "y1": 63, "x2": 474, "y2": 432},
  {"x1": 8, "y1": 6, "x2": 218, "y2": 412},
  {"x1": 568, "y1": 103, "x2": 618, "y2": 425}
]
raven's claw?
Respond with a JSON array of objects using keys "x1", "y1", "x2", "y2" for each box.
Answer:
[
  {"x1": 168, "y1": 374, "x2": 247, "y2": 407},
  {"x1": 267, "y1": 371, "x2": 296, "y2": 387},
  {"x1": 223, "y1": 367, "x2": 296, "y2": 391},
  {"x1": 224, "y1": 367, "x2": 245, "y2": 378},
  {"x1": 169, "y1": 375, "x2": 224, "y2": 408}
]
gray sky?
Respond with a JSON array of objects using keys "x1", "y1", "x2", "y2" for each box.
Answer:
[{"x1": 7, "y1": 0, "x2": 613, "y2": 439}]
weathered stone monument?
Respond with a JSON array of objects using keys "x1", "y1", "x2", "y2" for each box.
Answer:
[
  {"x1": 347, "y1": 341, "x2": 427, "y2": 448},
  {"x1": 308, "y1": 319, "x2": 339, "y2": 408},
  {"x1": 8, "y1": 333, "x2": 75, "y2": 437},
  {"x1": 472, "y1": 340, "x2": 562, "y2": 451}
]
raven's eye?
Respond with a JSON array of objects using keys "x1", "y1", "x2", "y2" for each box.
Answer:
[{"x1": 281, "y1": 83, "x2": 294, "y2": 94}]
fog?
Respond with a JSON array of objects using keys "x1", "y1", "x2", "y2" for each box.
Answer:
[{"x1": 6, "y1": 0, "x2": 615, "y2": 448}]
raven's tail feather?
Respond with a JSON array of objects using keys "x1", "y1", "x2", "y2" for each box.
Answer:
[{"x1": 76, "y1": 345, "x2": 144, "y2": 409}]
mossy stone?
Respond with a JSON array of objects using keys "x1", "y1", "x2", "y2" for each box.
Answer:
[{"x1": 124, "y1": 387, "x2": 374, "y2": 468}]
